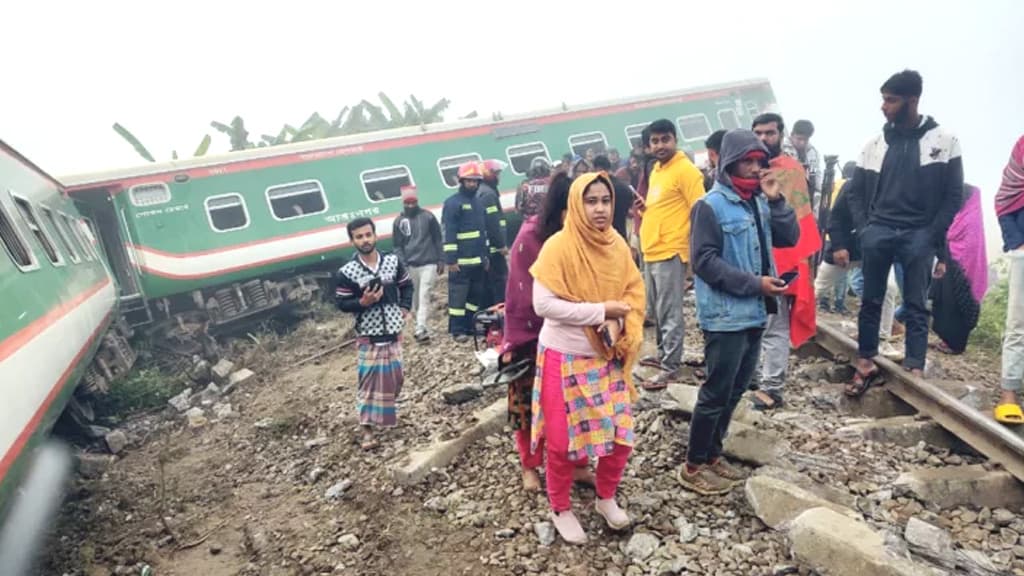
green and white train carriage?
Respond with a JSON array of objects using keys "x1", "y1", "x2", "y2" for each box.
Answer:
[
  {"x1": 62, "y1": 78, "x2": 778, "y2": 333},
  {"x1": 0, "y1": 140, "x2": 130, "y2": 511}
]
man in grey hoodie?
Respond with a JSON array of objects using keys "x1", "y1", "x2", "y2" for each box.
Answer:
[{"x1": 392, "y1": 185, "x2": 444, "y2": 341}]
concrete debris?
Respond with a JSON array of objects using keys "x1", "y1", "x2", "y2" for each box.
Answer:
[
  {"x1": 304, "y1": 437, "x2": 330, "y2": 449},
  {"x1": 325, "y1": 479, "x2": 353, "y2": 501},
  {"x1": 753, "y1": 466, "x2": 857, "y2": 509},
  {"x1": 838, "y1": 387, "x2": 917, "y2": 418},
  {"x1": 212, "y1": 403, "x2": 234, "y2": 419},
  {"x1": 307, "y1": 467, "x2": 325, "y2": 484},
  {"x1": 186, "y1": 407, "x2": 208, "y2": 429},
  {"x1": 168, "y1": 388, "x2": 193, "y2": 412},
  {"x1": 625, "y1": 533, "x2": 660, "y2": 560},
  {"x1": 905, "y1": 517, "x2": 956, "y2": 567},
  {"x1": 76, "y1": 452, "x2": 114, "y2": 478},
  {"x1": 336, "y1": 534, "x2": 359, "y2": 550},
  {"x1": 893, "y1": 465, "x2": 1024, "y2": 509},
  {"x1": 674, "y1": 516, "x2": 699, "y2": 543},
  {"x1": 223, "y1": 369, "x2": 255, "y2": 394},
  {"x1": 723, "y1": 422, "x2": 791, "y2": 467},
  {"x1": 744, "y1": 476, "x2": 858, "y2": 529},
  {"x1": 253, "y1": 417, "x2": 274, "y2": 429},
  {"x1": 835, "y1": 416, "x2": 961, "y2": 450},
  {"x1": 533, "y1": 522, "x2": 555, "y2": 547},
  {"x1": 104, "y1": 430, "x2": 128, "y2": 455},
  {"x1": 199, "y1": 383, "x2": 222, "y2": 406},
  {"x1": 210, "y1": 359, "x2": 236, "y2": 384}
]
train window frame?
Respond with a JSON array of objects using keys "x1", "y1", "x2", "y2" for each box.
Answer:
[
  {"x1": 205, "y1": 193, "x2": 251, "y2": 233},
  {"x1": 624, "y1": 123, "x2": 650, "y2": 149},
  {"x1": 79, "y1": 217, "x2": 101, "y2": 260},
  {"x1": 128, "y1": 182, "x2": 172, "y2": 208},
  {"x1": 568, "y1": 131, "x2": 609, "y2": 158},
  {"x1": 40, "y1": 204, "x2": 80, "y2": 264},
  {"x1": 437, "y1": 153, "x2": 482, "y2": 189},
  {"x1": 676, "y1": 114, "x2": 713, "y2": 142},
  {"x1": 360, "y1": 165, "x2": 415, "y2": 204},
  {"x1": 61, "y1": 212, "x2": 93, "y2": 261},
  {"x1": 10, "y1": 193, "x2": 64, "y2": 267},
  {"x1": 265, "y1": 179, "x2": 329, "y2": 221},
  {"x1": 505, "y1": 142, "x2": 551, "y2": 176},
  {"x1": 0, "y1": 192, "x2": 39, "y2": 272},
  {"x1": 745, "y1": 101, "x2": 760, "y2": 118},
  {"x1": 717, "y1": 109, "x2": 741, "y2": 131}
]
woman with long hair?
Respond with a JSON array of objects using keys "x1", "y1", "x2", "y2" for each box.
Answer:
[
  {"x1": 502, "y1": 173, "x2": 594, "y2": 491},
  {"x1": 529, "y1": 172, "x2": 646, "y2": 544}
]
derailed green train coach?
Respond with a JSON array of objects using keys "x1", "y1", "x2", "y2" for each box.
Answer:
[{"x1": 61, "y1": 78, "x2": 777, "y2": 337}]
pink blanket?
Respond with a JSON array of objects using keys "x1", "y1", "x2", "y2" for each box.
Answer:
[
  {"x1": 948, "y1": 185, "x2": 989, "y2": 303},
  {"x1": 996, "y1": 135, "x2": 1024, "y2": 217}
]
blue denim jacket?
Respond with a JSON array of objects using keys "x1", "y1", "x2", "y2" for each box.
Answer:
[{"x1": 694, "y1": 183, "x2": 777, "y2": 332}]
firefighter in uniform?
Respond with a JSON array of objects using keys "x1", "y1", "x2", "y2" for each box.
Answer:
[
  {"x1": 479, "y1": 159, "x2": 509, "y2": 305},
  {"x1": 442, "y1": 161, "x2": 490, "y2": 342}
]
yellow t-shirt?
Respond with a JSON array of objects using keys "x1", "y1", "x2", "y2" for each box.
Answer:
[{"x1": 639, "y1": 151, "x2": 705, "y2": 263}]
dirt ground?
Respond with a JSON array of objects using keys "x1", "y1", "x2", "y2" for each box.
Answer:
[{"x1": 36, "y1": 285, "x2": 1010, "y2": 576}]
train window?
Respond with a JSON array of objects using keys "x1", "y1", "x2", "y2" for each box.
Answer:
[
  {"x1": 361, "y1": 166, "x2": 413, "y2": 203},
  {"x1": 625, "y1": 124, "x2": 650, "y2": 149},
  {"x1": 266, "y1": 180, "x2": 328, "y2": 220},
  {"x1": 129, "y1": 182, "x2": 171, "y2": 207},
  {"x1": 506, "y1": 142, "x2": 550, "y2": 175},
  {"x1": 61, "y1": 213, "x2": 92, "y2": 261},
  {"x1": 437, "y1": 154, "x2": 482, "y2": 188},
  {"x1": 41, "y1": 206, "x2": 80, "y2": 264},
  {"x1": 0, "y1": 195, "x2": 37, "y2": 271},
  {"x1": 676, "y1": 114, "x2": 713, "y2": 142},
  {"x1": 718, "y1": 109, "x2": 741, "y2": 131},
  {"x1": 206, "y1": 194, "x2": 250, "y2": 232},
  {"x1": 568, "y1": 132, "x2": 608, "y2": 158},
  {"x1": 11, "y1": 194, "x2": 62, "y2": 266},
  {"x1": 745, "y1": 101, "x2": 760, "y2": 118},
  {"x1": 79, "y1": 217, "x2": 100, "y2": 259}
]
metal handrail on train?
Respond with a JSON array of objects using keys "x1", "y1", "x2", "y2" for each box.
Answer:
[{"x1": 815, "y1": 321, "x2": 1024, "y2": 483}]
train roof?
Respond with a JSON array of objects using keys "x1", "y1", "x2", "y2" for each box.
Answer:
[
  {"x1": 0, "y1": 139, "x2": 67, "y2": 191},
  {"x1": 60, "y1": 77, "x2": 771, "y2": 190}
]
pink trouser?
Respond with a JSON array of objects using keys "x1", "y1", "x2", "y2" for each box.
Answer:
[{"x1": 540, "y1": 348, "x2": 631, "y2": 512}]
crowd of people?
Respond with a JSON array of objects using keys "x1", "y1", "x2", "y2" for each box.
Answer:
[{"x1": 331, "y1": 68, "x2": 1024, "y2": 543}]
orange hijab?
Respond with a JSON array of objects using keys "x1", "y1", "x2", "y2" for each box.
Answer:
[{"x1": 530, "y1": 172, "x2": 646, "y2": 397}]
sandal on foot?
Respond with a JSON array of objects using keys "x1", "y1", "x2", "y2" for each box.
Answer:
[
  {"x1": 844, "y1": 366, "x2": 882, "y2": 398},
  {"x1": 751, "y1": 389, "x2": 784, "y2": 411},
  {"x1": 995, "y1": 404, "x2": 1024, "y2": 425},
  {"x1": 639, "y1": 356, "x2": 667, "y2": 371}
]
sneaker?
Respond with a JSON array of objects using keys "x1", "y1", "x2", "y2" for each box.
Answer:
[
  {"x1": 708, "y1": 458, "x2": 746, "y2": 482},
  {"x1": 453, "y1": 334, "x2": 470, "y2": 344},
  {"x1": 817, "y1": 300, "x2": 832, "y2": 313},
  {"x1": 414, "y1": 328, "x2": 430, "y2": 342},
  {"x1": 880, "y1": 341, "x2": 904, "y2": 362},
  {"x1": 676, "y1": 464, "x2": 733, "y2": 495},
  {"x1": 549, "y1": 510, "x2": 587, "y2": 544},
  {"x1": 594, "y1": 498, "x2": 631, "y2": 530}
]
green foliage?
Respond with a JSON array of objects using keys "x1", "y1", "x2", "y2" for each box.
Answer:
[
  {"x1": 96, "y1": 368, "x2": 187, "y2": 416},
  {"x1": 112, "y1": 123, "x2": 156, "y2": 162},
  {"x1": 971, "y1": 276, "x2": 1010, "y2": 352}
]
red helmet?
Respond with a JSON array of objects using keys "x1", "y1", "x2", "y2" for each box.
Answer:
[
  {"x1": 457, "y1": 161, "x2": 484, "y2": 181},
  {"x1": 481, "y1": 159, "x2": 507, "y2": 179}
]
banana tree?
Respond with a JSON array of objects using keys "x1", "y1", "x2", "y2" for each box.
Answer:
[
  {"x1": 210, "y1": 116, "x2": 253, "y2": 151},
  {"x1": 112, "y1": 123, "x2": 211, "y2": 162}
]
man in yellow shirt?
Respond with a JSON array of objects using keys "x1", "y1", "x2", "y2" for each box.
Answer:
[{"x1": 636, "y1": 119, "x2": 707, "y2": 388}]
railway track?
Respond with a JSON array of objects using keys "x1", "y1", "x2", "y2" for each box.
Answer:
[{"x1": 814, "y1": 320, "x2": 1024, "y2": 483}]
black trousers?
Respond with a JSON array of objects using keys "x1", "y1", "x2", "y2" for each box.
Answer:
[
  {"x1": 858, "y1": 224, "x2": 934, "y2": 370},
  {"x1": 687, "y1": 328, "x2": 764, "y2": 465},
  {"x1": 486, "y1": 254, "x2": 509, "y2": 306},
  {"x1": 448, "y1": 265, "x2": 487, "y2": 335}
]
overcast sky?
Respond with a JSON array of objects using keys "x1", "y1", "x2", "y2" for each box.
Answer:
[{"x1": 3, "y1": 0, "x2": 1021, "y2": 260}]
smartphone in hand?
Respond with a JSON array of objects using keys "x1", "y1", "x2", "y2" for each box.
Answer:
[{"x1": 778, "y1": 270, "x2": 799, "y2": 286}]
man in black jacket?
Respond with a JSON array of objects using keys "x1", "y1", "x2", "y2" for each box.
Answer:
[
  {"x1": 844, "y1": 69, "x2": 964, "y2": 390},
  {"x1": 392, "y1": 185, "x2": 444, "y2": 342}
]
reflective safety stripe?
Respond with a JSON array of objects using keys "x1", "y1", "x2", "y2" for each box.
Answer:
[
  {"x1": 457, "y1": 257, "x2": 482, "y2": 265},
  {"x1": 486, "y1": 206, "x2": 499, "y2": 214},
  {"x1": 465, "y1": 303, "x2": 479, "y2": 312},
  {"x1": 462, "y1": 203, "x2": 473, "y2": 210},
  {"x1": 456, "y1": 230, "x2": 481, "y2": 240},
  {"x1": 443, "y1": 243, "x2": 458, "y2": 252},
  {"x1": 449, "y1": 308, "x2": 466, "y2": 316},
  {"x1": 489, "y1": 247, "x2": 500, "y2": 253},
  {"x1": 499, "y1": 219, "x2": 507, "y2": 227}
]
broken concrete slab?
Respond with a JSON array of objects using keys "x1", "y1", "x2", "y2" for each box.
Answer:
[
  {"x1": 893, "y1": 465, "x2": 1024, "y2": 509},
  {"x1": 222, "y1": 369, "x2": 255, "y2": 394},
  {"x1": 441, "y1": 382, "x2": 484, "y2": 405},
  {"x1": 665, "y1": 384, "x2": 764, "y2": 426},
  {"x1": 168, "y1": 387, "x2": 193, "y2": 412},
  {"x1": 393, "y1": 398, "x2": 505, "y2": 486},
  {"x1": 104, "y1": 430, "x2": 128, "y2": 455},
  {"x1": 723, "y1": 422, "x2": 791, "y2": 467},
  {"x1": 210, "y1": 359, "x2": 235, "y2": 384},
  {"x1": 186, "y1": 407, "x2": 208, "y2": 429},
  {"x1": 835, "y1": 416, "x2": 963, "y2": 451},
  {"x1": 744, "y1": 475, "x2": 859, "y2": 529},
  {"x1": 838, "y1": 386, "x2": 917, "y2": 418},
  {"x1": 752, "y1": 466, "x2": 857, "y2": 509},
  {"x1": 789, "y1": 507, "x2": 934, "y2": 576},
  {"x1": 75, "y1": 452, "x2": 114, "y2": 478}
]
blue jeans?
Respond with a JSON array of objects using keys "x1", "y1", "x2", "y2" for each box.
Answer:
[{"x1": 849, "y1": 267, "x2": 864, "y2": 298}]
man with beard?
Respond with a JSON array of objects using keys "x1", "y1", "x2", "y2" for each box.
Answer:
[
  {"x1": 844, "y1": 70, "x2": 963, "y2": 394},
  {"x1": 635, "y1": 119, "x2": 706, "y2": 389},
  {"x1": 442, "y1": 161, "x2": 491, "y2": 342},
  {"x1": 335, "y1": 218, "x2": 413, "y2": 450},
  {"x1": 750, "y1": 113, "x2": 821, "y2": 410},
  {"x1": 480, "y1": 159, "x2": 510, "y2": 305},
  {"x1": 392, "y1": 185, "x2": 444, "y2": 342},
  {"x1": 703, "y1": 130, "x2": 727, "y2": 191}
]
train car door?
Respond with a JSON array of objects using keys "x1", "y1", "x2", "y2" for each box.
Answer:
[{"x1": 72, "y1": 187, "x2": 143, "y2": 300}]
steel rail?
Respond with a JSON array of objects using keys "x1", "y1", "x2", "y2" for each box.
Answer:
[{"x1": 815, "y1": 321, "x2": 1024, "y2": 483}]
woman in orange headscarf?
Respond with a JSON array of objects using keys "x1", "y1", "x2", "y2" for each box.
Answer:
[{"x1": 529, "y1": 171, "x2": 646, "y2": 544}]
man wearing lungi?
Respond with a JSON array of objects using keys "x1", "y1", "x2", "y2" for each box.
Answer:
[{"x1": 335, "y1": 217, "x2": 413, "y2": 450}]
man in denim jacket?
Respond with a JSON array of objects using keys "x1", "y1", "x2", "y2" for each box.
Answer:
[{"x1": 677, "y1": 129, "x2": 800, "y2": 495}]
